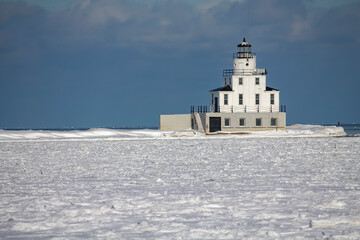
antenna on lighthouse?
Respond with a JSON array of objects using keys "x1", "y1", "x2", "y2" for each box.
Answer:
[{"x1": 247, "y1": 0, "x2": 250, "y2": 41}]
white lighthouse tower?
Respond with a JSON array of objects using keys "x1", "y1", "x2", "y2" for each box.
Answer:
[
  {"x1": 159, "y1": 38, "x2": 286, "y2": 133},
  {"x1": 234, "y1": 38, "x2": 256, "y2": 73},
  {"x1": 207, "y1": 38, "x2": 286, "y2": 132}
]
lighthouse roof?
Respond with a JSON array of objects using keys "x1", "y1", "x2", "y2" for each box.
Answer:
[
  {"x1": 266, "y1": 86, "x2": 279, "y2": 91},
  {"x1": 209, "y1": 85, "x2": 233, "y2": 92},
  {"x1": 237, "y1": 37, "x2": 251, "y2": 47}
]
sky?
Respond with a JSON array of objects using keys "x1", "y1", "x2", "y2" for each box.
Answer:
[{"x1": 0, "y1": 0, "x2": 359, "y2": 129}]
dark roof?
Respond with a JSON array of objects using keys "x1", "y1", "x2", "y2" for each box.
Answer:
[
  {"x1": 237, "y1": 37, "x2": 251, "y2": 47},
  {"x1": 266, "y1": 86, "x2": 279, "y2": 91},
  {"x1": 210, "y1": 85, "x2": 233, "y2": 92}
]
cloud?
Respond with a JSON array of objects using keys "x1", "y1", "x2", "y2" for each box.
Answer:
[
  {"x1": 0, "y1": 0, "x2": 73, "y2": 11},
  {"x1": 0, "y1": 0, "x2": 359, "y2": 60},
  {"x1": 0, "y1": 2, "x2": 46, "y2": 60},
  {"x1": 195, "y1": 0, "x2": 245, "y2": 11},
  {"x1": 286, "y1": 1, "x2": 360, "y2": 44}
]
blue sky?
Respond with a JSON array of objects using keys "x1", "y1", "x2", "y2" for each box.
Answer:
[{"x1": 0, "y1": 0, "x2": 359, "y2": 128}]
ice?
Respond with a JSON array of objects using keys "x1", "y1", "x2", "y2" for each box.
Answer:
[
  {"x1": 0, "y1": 125, "x2": 358, "y2": 239},
  {"x1": 0, "y1": 124, "x2": 346, "y2": 141}
]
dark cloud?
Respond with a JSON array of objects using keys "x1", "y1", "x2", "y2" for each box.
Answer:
[
  {"x1": 308, "y1": 2, "x2": 360, "y2": 45},
  {"x1": 1, "y1": 0, "x2": 359, "y2": 57},
  {"x1": 0, "y1": 2, "x2": 45, "y2": 59}
]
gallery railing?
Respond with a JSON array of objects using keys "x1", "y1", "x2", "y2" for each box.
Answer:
[
  {"x1": 209, "y1": 105, "x2": 286, "y2": 113},
  {"x1": 233, "y1": 52, "x2": 256, "y2": 59},
  {"x1": 191, "y1": 105, "x2": 287, "y2": 113},
  {"x1": 223, "y1": 68, "x2": 267, "y2": 76}
]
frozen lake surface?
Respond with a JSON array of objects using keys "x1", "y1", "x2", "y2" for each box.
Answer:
[{"x1": 0, "y1": 126, "x2": 359, "y2": 239}]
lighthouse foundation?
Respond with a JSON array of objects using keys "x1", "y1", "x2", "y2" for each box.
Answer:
[
  {"x1": 160, "y1": 112, "x2": 286, "y2": 134},
  {"x1": 205, "y1": 112, "x2": 286, "y2": 134}
]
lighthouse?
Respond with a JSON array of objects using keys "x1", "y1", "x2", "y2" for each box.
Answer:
[{"x1": 160, "y1": 38, "x2": 287, "y2": 133}]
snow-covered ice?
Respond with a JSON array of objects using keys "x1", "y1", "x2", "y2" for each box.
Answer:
[
  {"x1": 0, "y1": 124, "x2": 347, "y2": 141},
  {"x1": 0, "y1": 125, "x2": 359, "y2": 239}
]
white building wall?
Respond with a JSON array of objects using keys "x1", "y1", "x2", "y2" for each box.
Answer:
[
  {"x1": 214, "y1": 76, "x2": 281, "y2": 113},
  {"x1": 220, "y1": 92, "x2": 233, "y2": 112},
  {"x1": 233, "y1": 57, "x2": 256, "y2": 71},
  {"x1": 226, "y1": 74, "x2": 272, "y2": 112},
  {"x1": 263, "y1": 91, "x2": 280, "y2": 112}
]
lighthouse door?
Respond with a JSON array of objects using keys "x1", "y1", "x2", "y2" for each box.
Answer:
[
  {"x1": 214, "y1": 97, "x2": 219, "y2": 112},
  {"x1": 209, "y1": 117, "x2": 221, "y2": 133}
]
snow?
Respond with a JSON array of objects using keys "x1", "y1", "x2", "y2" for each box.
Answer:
[
  {"x1": 0, "y1": 124, "x2": 347, "y2": 141},
  {"x1": 1, "y1": 125, "x2": 359, "y2": 239}
]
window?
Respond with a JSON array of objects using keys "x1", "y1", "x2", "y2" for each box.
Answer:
[
  {"x1": 255, "y1": 77, "x2": 260, "y2": 85},
  {"x1": 271, "y1": 118, "x2": 277, "y2": 126},
  {"x1": 256, "y1": 118, "x2": 262, "y2": 126},
  {"x1": 224, "y1": 118, "x2": 230, "y2": 126},
  {"x1": 239, "y1": 94, "x2": 243, "y2": 105},
  {"x1": 239, "y1": 118, "x2": 245, "y2": 126},
  {"x1": 271, "y1": 94, "x2": 274, "y2": 105},
  {"x1": 211, "y1": 94, "x2": 214, "y2": 105},
  {"x1": 256, "y1": 94, "x2": 260, "y2": 105},
  {"x1": 224, "y1": 94, "x2": 228, "y2": 105},
  {"x1": 239, "y1": 78, "x2": 243, "y2": 85}
]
